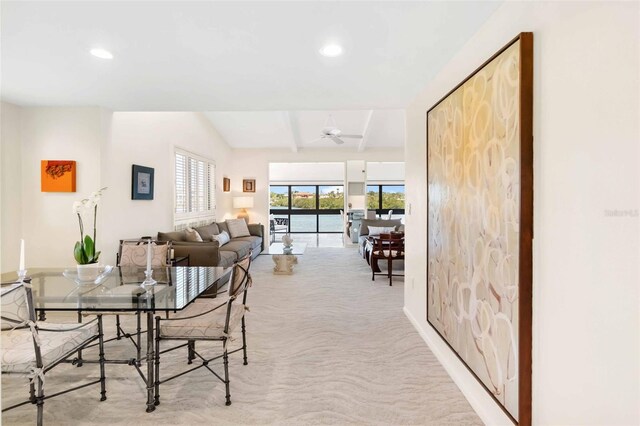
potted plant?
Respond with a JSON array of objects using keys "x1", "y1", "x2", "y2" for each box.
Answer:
[{"x1": 73, "y1": 187, "x2": 106, "y2": 280}]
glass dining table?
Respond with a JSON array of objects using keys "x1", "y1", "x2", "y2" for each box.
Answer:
[{"x1": 1, "y1": 265, "x2": 232, "y2": 413}]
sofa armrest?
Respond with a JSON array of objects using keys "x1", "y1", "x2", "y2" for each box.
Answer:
[
  {"x1": 172, "y1": 241, "x2": 221, "y2": 267},
  {"x1": 248, "y1": 223, "x2": 263, "y2": 237},
  {"x1": 248, "y1": 223, "x2": 265, "y2": 252}
]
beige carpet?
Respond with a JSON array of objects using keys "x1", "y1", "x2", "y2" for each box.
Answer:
[{"x1": 1, "y1": 248, "x2": 481, "y2": 425}]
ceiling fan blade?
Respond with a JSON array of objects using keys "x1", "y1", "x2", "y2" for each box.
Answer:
[
  {"x1": 330, "y1": 136, "x2": 345, "y2": 145},
  {"x1": 338, "y1": 134, "x2": 363, "y2": 139}
]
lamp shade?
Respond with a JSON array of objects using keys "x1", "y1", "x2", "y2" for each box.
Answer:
[{"x1": 233, "y1": 196, "x2": 254, "y2": 209}]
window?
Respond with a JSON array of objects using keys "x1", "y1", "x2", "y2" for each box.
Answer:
[
  {"x1": 269, "y1": 185, "x2": 344, "y2": 233},
  {"x1": 367, "y1": 185, "x2": 405, "y2": 214},
  {"x1": 175, "y1": 149, "x2": 215, "y2": 226}
]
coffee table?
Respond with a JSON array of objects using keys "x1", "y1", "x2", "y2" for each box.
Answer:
[{"x1": 262, "y1": 243, "x2": 307, "y2": 275}]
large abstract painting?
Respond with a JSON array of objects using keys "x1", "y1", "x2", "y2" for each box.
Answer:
[{"x1": 427, "y1": 33, "x2": 533, "y2": 424}]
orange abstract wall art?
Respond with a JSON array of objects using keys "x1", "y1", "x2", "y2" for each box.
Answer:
[{"x1": 41, "y1": 160, "x2": 76, "y2": 192}]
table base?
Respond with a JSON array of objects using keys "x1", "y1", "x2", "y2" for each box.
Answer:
[{"x1": 272, "y1": 254, "x2": 298, "y2": 275}]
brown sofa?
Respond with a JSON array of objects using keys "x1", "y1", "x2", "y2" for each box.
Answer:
[{"x1": 157, "y1": 222, "x2": 264, "y2": 267}]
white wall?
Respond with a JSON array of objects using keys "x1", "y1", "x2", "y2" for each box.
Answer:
[
  {"x1": 227, "y1": 149, "x2": 404, "y2": 240},
  {"x1": 269, "y1": 162, "x2": 345, "y2": 183},
  {"x1": 18, "y1": 107, "x2": 105, "y2": 268},
  {"x1": 366, "y1": 161, "x2": 405, "y2": 183},
  {"x1": 0, "y1": 102, "x2": 23, "y2": 272},
  {"x1": 100, "y1": 112, "x2": 232, "y2": 265},
  {"x1": 404, "y1": 2, "x2": 639, "y2": 425},
  {"x1": 0, "y1": 109, "x2": 233, "y2": 271}
]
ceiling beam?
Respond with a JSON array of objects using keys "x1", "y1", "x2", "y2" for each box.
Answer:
[
  {"x1": 282, "y1": 111, "x2": 299, "y2": 153},
  {"x1": 357, "y1": 110, "x2": 375, "y2": 152}
]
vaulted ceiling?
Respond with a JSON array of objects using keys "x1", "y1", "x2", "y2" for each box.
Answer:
[
  {"x1": 1, "y1": 1, "x2": 501, "y2": 111},
  {"x1": 203, "y1": 109, "x2": 404, "y2": 151},
  {"x1": 2, "y1": 1, "x2": 501, "y2": 150}
]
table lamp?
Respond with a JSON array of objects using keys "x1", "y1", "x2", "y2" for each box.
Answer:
[{"x1": 233, "y1": 196, "x2": 254, "y2": 223}]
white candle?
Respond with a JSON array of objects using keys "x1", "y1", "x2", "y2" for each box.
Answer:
[
  {"x1": 146, "y1": 240, "x2": 152, "y2": 272},
  {"x1": 19, "y1": 239, "x2": 25, "y2": 271}
]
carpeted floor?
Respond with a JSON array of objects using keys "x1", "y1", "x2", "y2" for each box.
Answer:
[{"x1": 1, "y1": 247, "x2": 481, "y2": 425}]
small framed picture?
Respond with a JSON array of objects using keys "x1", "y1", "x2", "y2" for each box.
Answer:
[
  {"x1": 243, "y1": 179, "x2": 255, "y2": 193},
  {"x1": 223, "y1": 177, "x2": 231, "y2": 192},
  {"x1": 132, "y1": 164, "x2": 154, "y2": 200}
]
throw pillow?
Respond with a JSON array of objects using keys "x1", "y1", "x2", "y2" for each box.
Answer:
[
  {"x1": 226, "y1": 218, "x2": 251, "y2": 238},
  {"x1": 185, "y1": 227, "x2": 203, "y2": 242},
  {"x1": 368, "y1": 226, "x2": 395, "y2": 236},
  {"x1": 194, "y1": 223, "x2": 219, "y2": 241},
  {"x1": 212, "y1": 230, "x2": 231, "y2": 246}
]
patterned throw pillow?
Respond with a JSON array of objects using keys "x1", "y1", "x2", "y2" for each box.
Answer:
[
  {"x1": 212, "y1": 230, "x2": 231, "y2": 246},
  {"x1": 119, "y1": 243, "x2": 169, "y2": 267},
  {"x1": 185, "y1": 227, "x2": 203, "y2": 242},
  {"x1": 226, "y1": 219, "x2": 250, "y2": 238}
]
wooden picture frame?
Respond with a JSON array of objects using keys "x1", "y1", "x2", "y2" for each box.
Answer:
[
  {"x1": 243, "y1": 179, "x2": 255, "y2": 193},
  {"x1": 426, "y1": 33, "x2": 533, "y2": 425},
  {"x1": 131, "y1": 164, "x2": 155, "y2": 200},
  {"x1": 223, "y1": 177, "x2": 231, "y2": 192}
]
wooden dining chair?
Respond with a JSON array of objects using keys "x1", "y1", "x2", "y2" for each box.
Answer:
[{"x1": 370, "y1": 234, "x2": 405, "y2": 286}]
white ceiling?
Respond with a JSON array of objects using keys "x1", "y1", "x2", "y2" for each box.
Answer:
[
  {"x1": 204, "y1": 109, "x2": 405, "y2": 150},
  {"x1": 1, "y1": 1, "x2": 501, "y2": 110}
]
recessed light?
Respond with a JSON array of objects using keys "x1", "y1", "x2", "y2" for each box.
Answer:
[
  {"x1": 90, "y1": 48, "x2": 113, "y2": 60},
  {"x1": 319, "y1": 44, "x2": 343, "y2": 57}
]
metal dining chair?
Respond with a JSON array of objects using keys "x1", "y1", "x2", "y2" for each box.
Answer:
[
  {"x1": 1, "y1": 281, "x2": 106, "y2": 425},
  {"x1": 80, "y1": 239, "x2": 171, "y2": 364},
  {"x1": 153, "y1": 254, "x2": 252, "y2": 408}
]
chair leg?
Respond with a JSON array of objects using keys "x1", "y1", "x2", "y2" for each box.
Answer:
[
  {"x1": 116, "y1": 314, "x2": 122, "y2": 340},
  {"x1": 136, "y1": 313, "x2": 142, "y2": 364},
  {"x1": 76, "y1": 311, "x2": 84, "y2": 367},
  {"x1": 154, "y1": 316, "x2": 160, "y2": 406},
  {"x1": 388, "y1": 259, "x2": 393, "y2": 286},
  {"x1": 187, "y1": 340, "x2": 195, "y2": 364},
  {"x1": 241, "y1": 317, "x2": 248, "y2": 365},
  {"x1": 35, "y1": 374, "x2": 44, "y2": 426},
  {"x1": 98, "y1": 315, "x2": 107, "y2": 401},
  {"x1": 223, "y1": 343, "x2": 231, "y2": 406}
]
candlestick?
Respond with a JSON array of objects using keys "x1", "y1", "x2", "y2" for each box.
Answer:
[
  {"x1": 146, "y1": 239, "x2": 152, "y2": 273},
  {"x1": 19, "y1": 239, "x2": 25, "y2": 271},
  {"x1": 142, "y1": 240, "x2": 157, "y2": 286}
]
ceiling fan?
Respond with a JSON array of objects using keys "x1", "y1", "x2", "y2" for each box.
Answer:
[{"x1": 307, "y1": 115, "x2": 363, "y2": 145}]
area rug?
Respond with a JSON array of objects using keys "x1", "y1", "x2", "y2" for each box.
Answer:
[{"x1": 1, "y1": 248, "x2": 481, "y2": 425}]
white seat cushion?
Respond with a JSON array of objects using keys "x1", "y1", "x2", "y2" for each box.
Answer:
[
  {"x1": 160, "y1": 301, "x2": 245, "y2": 339},
  {"x1": 1, "y1": 321, "x2": 98, "y2": 374}
]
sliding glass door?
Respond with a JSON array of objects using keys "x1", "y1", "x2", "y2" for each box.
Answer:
[{"x1": 269, "y1": 185, "x2": 344, "y2": 233}]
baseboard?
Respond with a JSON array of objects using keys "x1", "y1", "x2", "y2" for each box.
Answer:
[{"x1": 403, "y1": 306, "x2": 513, "y2": 426}]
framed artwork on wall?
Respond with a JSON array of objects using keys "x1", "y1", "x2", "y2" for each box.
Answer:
[
  {"x1": 223, "y1": 177, "x2": 231, "y2": 192},
  {"x1": 426, "y1": 33, "x2": 533, "y2": 425},
  {"x1": 131, "y1": 164, "x2": 154, "y2": 200},
  {"x1": 243, "y1": 179, "x2": 255, "y2": 193},
  {"x1": 41, "y1": 160, "x2": 76, "y2": 192}
]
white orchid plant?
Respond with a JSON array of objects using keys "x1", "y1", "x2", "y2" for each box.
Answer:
[{"x1": 73, "y1": 187, "x2": 107, "y2": 265}]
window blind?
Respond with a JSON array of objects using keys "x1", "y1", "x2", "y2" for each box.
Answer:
[{"x1": 174, "y1": 149, "x2": 215, "y2": 228}]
